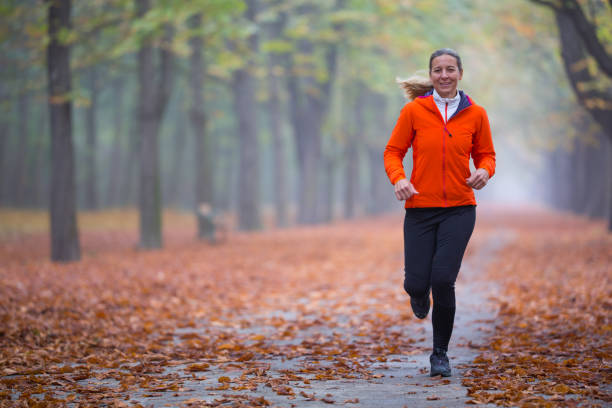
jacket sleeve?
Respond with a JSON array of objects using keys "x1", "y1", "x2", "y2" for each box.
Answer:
[
  {"x1": 472, "y1": 108, "x2": 496, "y2": 178},
  {"x1": 384, "y1": 105, "x2": 414, "y2": 185}
]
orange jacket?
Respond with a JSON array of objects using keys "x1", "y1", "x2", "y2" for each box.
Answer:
[{"x1": 384, "y1": 91, "x2": 496, "y2": 208}]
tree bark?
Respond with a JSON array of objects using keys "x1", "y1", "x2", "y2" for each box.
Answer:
[
  {"x1": 584, "y1": 131, "x2": 608, "y2": 218},
  {"x1": 530, "y1": 0, "x2": 612, "y2": 76},
  {"x1": 0, "y1": 73, "x2": 7, "y2": 205},
  {"x1": 560, "y1": 0, "x2": 612, "y2": 77},
  {"x1": 167, "y1": 108, "x2": 187, "y2": 207},
  {"x1": 233, "y1": 0, "x2": 261, "y2": 231},
  {"x1": 554, "y1": 8, "x2": 612, "y2": 229},
  {"x1": 106, "y1": 77, "x2": 124, "y2": 207},
  {"x1": 322, "y1": 152, "x2": 336, "y2": 222},
  {"x1": 46, "y1": 0, "x2": 80, "y2": 262},
  {"x1": 136, "y1": 0, "x2": 174, "y2": 248},
  {"x1": 32, "y1": 106, "x2": 48, "y2": 208},
  {"x1": 0, "y1": 121, "x2": 8, "y2": 205},
  {"x1": 344, "y1": 86, "x2": 365, "y2": 219},
  {"x1": 286, "y1": 1, "x2": 344, "y2": 224},
  {"x1": 189, "y1": 13, "x2": 215, "y2": 237},
  {"x1": 14, "y1": 91, "x2": 29, "y2": 206},
  {"x1": 344, "y1": 141, "x2": 357, "y2": 219},
  {"x1": 554, "y1": 9, "x2": 612, "y2": 140},
  {"x1": 84, "y1": 66, "x2": 98, "y2": 209},
  {"x1": 120, "y1": 105, "x2": 139, "y2": 207},
  {"x1": 266, "y1": 11, "x2": 288, "y2": 228}
]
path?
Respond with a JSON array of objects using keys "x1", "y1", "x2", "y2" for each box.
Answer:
[
  {"x1": 1, "y1": 211, "x2": 511, "y2": 407},
  {"x1": 126, "y1": 225, "x2": 511, "y2": 407}
]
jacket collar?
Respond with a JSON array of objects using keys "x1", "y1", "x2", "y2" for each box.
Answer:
[{"x1": 417, "y1": 89, "x2": 473, "y2": 120}]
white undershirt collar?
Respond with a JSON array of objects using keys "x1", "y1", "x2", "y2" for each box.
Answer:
[{"x1": 432, "y1": 89, "x2": 460, "y2": 123}]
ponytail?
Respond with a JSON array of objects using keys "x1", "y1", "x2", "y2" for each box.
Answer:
[{"x1": 396, "y1": 75, "x2": 433, "y2": 100}]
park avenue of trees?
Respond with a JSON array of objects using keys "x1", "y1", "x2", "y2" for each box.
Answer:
[{"x1": 0, "y1": 0, "x2": 610, "y2": 261}]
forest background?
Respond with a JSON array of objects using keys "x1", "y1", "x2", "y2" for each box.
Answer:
[{"x1": 0, "y1": 0, "x2": 611, "y2": 262}]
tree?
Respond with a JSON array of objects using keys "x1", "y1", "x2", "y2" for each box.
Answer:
[
  {"x1": 46, "y1": 0, "x2": 81, "y2": 262},
  {"x1": 264, "y1": 3, "x2": 289, "y2": 228},
  {"x1": 189, "y1": 12, "x2": 215, "y2": 238},
  {"x1": 530, "y1": 0, "x2": 612, "y2": 229},
  {"x1": 83, "y1": 66, "x2": 98, "y2": 210},
  {"x1": 286, "y1": 0, "x2": 344, "y2": 224},
  {"x1": 136, "y1": 0, "x2": 174, "y2": 249},
  {"x1": 233, "y1": 0, "x2": 262, "y2": 231}
]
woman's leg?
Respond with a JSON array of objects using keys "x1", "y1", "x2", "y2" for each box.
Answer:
[
  {"x1": 403, "y1": 209, "x2": 437, "y2": 303},
  {"x1": 430, "y1": 205, "x2": 476, "y2": 351}
]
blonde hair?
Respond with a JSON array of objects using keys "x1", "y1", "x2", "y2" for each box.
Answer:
[{"x1": 396, "y1": 75, "x2": 433, "y2": 100}]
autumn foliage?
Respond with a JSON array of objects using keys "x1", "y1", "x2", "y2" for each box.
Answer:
[
  {"x1": 463, "y1": 211, "x2": 612, "y2": 406},
  {"x1": 0, "y1": 207, "x2": 610, "y2": 406}
]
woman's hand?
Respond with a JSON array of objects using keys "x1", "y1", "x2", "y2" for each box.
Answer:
[
  {"x1": 466, "y1": 168, "x2": 489, "y2": 190},
  {"x1": 394, "y1": 178, "x2": 419, "y2": 200}
]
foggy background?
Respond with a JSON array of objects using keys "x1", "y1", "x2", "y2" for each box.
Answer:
[{"x1": 0, "y1": 0, "x2": 610, "y2": 260}]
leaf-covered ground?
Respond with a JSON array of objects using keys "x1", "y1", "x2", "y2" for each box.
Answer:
[
  {"x1": 0, "y1": 207, "x2": 610, "y2": 407},
  {"x1": 462, "y1": 210, "x2": 612, "y2": 407}
]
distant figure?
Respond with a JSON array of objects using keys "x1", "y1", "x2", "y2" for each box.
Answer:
[
  {"x1": 383, "y1": 48, "x2": 496, "y2": 377},
  {"x1": 197, "y1": 203, "x2": 228, "y2": 244}
]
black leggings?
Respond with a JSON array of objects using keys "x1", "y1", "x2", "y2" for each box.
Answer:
[{"x1": 403, "y1": 205, "x2": 476, "y2": 351}]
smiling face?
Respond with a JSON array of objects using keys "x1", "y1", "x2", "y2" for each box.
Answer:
[{"x1": 429, "y1": 54, "x2": 463, "y2": 98}]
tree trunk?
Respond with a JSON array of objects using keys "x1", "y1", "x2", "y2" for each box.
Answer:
[
  {"x1": 269, "y1": 66, "x2": 288, "y2": 228},
  {"x1": 106, "y1": 77, "x2": 124, "y2": 207},
  {"x1": 14, "y1": 91, "x2": 29, "y2": 206},
  {"x1": 167, "y1": 109, "x2": 187, "y2": 207},
  {"x1": 84, "y1": 67, "x2": 98, "y2": 210},
  {"x1": 344, "y1": 86, "x2": 365, "y2": 219},
  {"x1": 120, "y1": 106, "x2": 139, "y2": 207},
  {"x1": 366, "y1": 146, "x2": 386, "y2": 214},
  {"x1": 189, "y1": 13, "x2": 215, "y2": 237},
  {"x1": 136, "y1": 0, "x2": 174, "y2": 249},
  {"x1": 286, "y1": 1, "x2": 343, "y2": 224},
  {"x1": 0, "y1": 121, "x2": 8, "y2": 205},
  {"x1": 0, "y1": 75, "x2": 7, "y2": 205},
  {"x1": 570, "y1": 138, "x2": 586, "y2": 214},
  {"x1": 287, "y1": 40, "x2": 331, "y2": 225},
  {"x1": 29, "y1": 104, "x2": 47, "y2": 208},
  {"x1": 344, "y1": 142, "x2": 357, "y2": 219},
  {"x1": 555, "y1": 10, "x2": 612, "y2": 141},
  {"x1": 233, "y1": 0, "x2": 261, "y2": 231},
  {"x1": 584, "y1": 132, "x2": 607, "y2": 218},
  {"x1": 609, "y1": 145, "x2": 612, "y2": 231},
  {"x1": 323, "y1": 153, "x2": 335, "y2": 222},
  {"x1": 367, "y1": 92, "x2": 390, "y2": 215},
  {"x1": 266, "y1": 10, "x2": 288, "y2": 228},
  {"x1": 555, "y1": 9, "x2": 612, "y2": 229},
  {"x1": 46, "y1": 0, "x2": 80, "y2": 262},
  {"x1": 138, "y1": 25, "x2": 162, "y2": 248},
  {"x1": 32, "y1": 115, "x2": 47, "y2": 208}
]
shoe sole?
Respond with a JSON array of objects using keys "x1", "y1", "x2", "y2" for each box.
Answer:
[{"x1": 430, "y1": 370, "x2": 451, "y2": 377}]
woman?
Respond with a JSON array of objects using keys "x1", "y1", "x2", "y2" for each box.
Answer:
[{"x1": 383, "y1": 48, "x2": 495, "y2": 377}]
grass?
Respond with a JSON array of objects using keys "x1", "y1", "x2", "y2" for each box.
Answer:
[{"x1": 0, "y1": 208, "x2": 197, "y2": 238}]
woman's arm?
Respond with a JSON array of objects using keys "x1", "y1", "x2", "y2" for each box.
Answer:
[
  {"x1": 471, "y1": 108, "x2": 496, "y2": 181},
  {"x1": 384, "y1": 105, "x2": 414, "y2": 185}
]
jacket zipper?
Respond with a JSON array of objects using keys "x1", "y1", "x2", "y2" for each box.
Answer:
[{"x1": 442, "y1": 103, "x2": 448, "y2": 206}]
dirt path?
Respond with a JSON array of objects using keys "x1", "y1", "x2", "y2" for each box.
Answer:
[{"x1": 124, "y1": 224, "x2": 512, "y2": 407}]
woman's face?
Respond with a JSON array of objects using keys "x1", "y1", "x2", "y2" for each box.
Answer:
[{"x1": 429, "y1": 54, "x2": 463, "y2": 98}]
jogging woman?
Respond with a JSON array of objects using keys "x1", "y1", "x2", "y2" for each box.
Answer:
[{"x1": 383, "y1": 48, "x2": 496, "y2": 377}]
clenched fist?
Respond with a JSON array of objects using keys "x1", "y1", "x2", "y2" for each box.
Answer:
[
  {"x1": 394, "y1": 178, "x2": 419, "y2": 201},
  {"x1": 466, "y1": 168, "x2": 489, "y2": 190}
]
